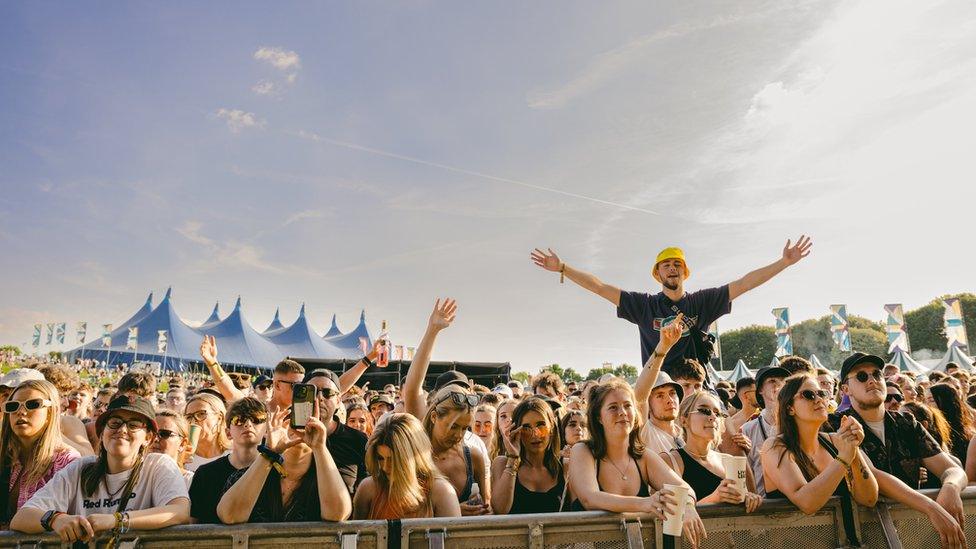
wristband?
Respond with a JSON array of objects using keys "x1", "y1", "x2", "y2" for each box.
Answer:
[
  {"x1": 258, "y1": 443, "x2": 287, "y2": 478},
  {"x1": 362, "y1": 356, "x2": 375, "y2": 368},
  {"x1": 559, "y1": 263, "x2": 566, "y2": 284},
  {"x1": 834, "y1": 455, "x2": 851, "y2": 470},
  {"x1": 41, "y1": 510, "x2": 64, "y2": 532},
  {"x1": 210, "y1": 362, "x2": 226, "y2": 380}
]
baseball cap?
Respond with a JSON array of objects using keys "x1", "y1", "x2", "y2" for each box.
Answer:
[
  {"x1": 491, "y1": 384, "x2": 514, "y2": 398},
  {"x1": 840, "y1": 353, "x2": 885, "y2": 384},
  {"x1": 95, "y1": 394, "x2": 158, "y2": 434},
  {"x1": 0, "y1": 368, "x2": 45, "y2": 388},
  {"x1": 650, "y1": 372, "x2": 684, "y2": 401},
  {"x1": 507, "y1": 380, "x2": 524, "y2": 390},
  {"x1": 434, "y1": 370, "x2": 471, "y2": 391},
  {"x1": 304, "y1": 369, "x2": 341, "y2": 389},
  {"x1": 252, "y1": 375, "x2": 271, "y2": 388},
  {"x1": 652, "y1": 247, "x2": 692, "y2": 283},
  {"x1": 369, "y1": 393, "x2": 395, "y2": 408}
]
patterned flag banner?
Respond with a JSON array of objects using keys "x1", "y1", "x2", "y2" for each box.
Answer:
[
  {"x1": 407, "y1": 347, "x2": 415, "y2": 360},
  {"x1": 943, "y1": 298, "x2": 970, "y2": 350},
  {"x1": 102, "y1": 324, "x2": 113, "y2": 347},
  {"x1": 76, "y1": 322, "x2": 87, "y2": 344},
  {"x1": 45, "y1": 323, "x2": 54, "y2": 345},
  {"x1": 55, "y1": 323, "x2": 66, "y2": 345},
  {"x1": 884, "y1": 304, "x2": 911, "y2": 353},
  {"x1": 394, "y1": 345, "x2": 404, "y2": 361},
  {"x1": 708, "y1": 321, "x2": 723, "y2": 367},
  {"x1": 126, "y1": 327, "x2": 139, "y2": 350},
  {"x1": 829, "y1": 305, "x2": 851, "y2": 352},
  {"x1": 32, "y1": 324, "x2": 42, "y2": 348},
  {"x1": 157, "y1": 330, "x2": 168, "y2": 354},
  {"x1": 772, "y1": 307, "x2": 793, "y2": 357}
]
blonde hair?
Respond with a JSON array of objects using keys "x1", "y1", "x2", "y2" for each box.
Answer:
[
  {"x1": 155, "y1": 410, "x2": 191, "y2": 470},
  {"x1": 366, "y1": 413, "x2": 442, "y2": 517},
  {"x1": 0, "y1": 380, "x2": 67, "y2": 486},
  {"x1": 678, "y1": 391, "x2": 724, "y2": 448},
  {"x1": 422, "y1": 386, "x2": 475, "y2": 442},
  {"x1": 186, "y1": 393, "x2": 231, "y2": 452}
]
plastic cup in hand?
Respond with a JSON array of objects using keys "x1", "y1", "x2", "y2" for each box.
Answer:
[
  {"x1": 661, "y1": 484, "x2": 690, "y2": 537},
  {"x1": 187, "y1": 424, "x2": 201, "y2": 452},
  {"x1": 722, "y1": 455, "x2": 748, "y2": 494}
]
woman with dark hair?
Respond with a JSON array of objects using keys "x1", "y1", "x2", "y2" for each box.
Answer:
[
  {"x1": 901, "y1": 402, "x2": 954, "y2": 489},
  {"x1": 11, "y1": 395, "x2": 189, "y2": 544},
  {"x1": 760, "y1": 375, "x2": 877, "y2": 516},
  {"x1": 491, "y1": 397, "x2": 568, "y2": 514},
  {"x1": 926, "y1": 383, "x2": 975, "y2": 467},
  {"x1": 345, "y1": 402, "x2": 375, "y2": 437},
  {"x1": 568, "y1": 380, "x2": 706, "y2": 546}
]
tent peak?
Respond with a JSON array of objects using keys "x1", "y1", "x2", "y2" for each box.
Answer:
[
  {"x1": 330, "y1": 314, "x2": 338, "y2": 327},
  {"x1": 144, "y1": 292, "x2": 154, "y2": 306},
  {"x1": 359, "y1": 309, "x2": 366, "y2": 323},
  {"x1": 163, "y1": 287, "x2": 172, "y2": 301},
  {"x1": 233, "y1": 296, "x2": 242, "y2": 309},
  {"x1": 273, "y1": 307, "x2": 281, "y2": 321},
  {"x1": 299, "y1": 303, "x2": 306, "y2": 316}
]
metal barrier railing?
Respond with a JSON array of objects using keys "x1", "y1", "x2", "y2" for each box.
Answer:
[{"x1": 2, "y1": 488, "x2": 975, "y2": 548}]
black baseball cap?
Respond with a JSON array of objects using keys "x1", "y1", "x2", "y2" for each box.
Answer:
[
  {"x1": 754, "y1": 366, "x2": 790, "y2": 408},
  {"x1": 95, "y1": 394, "x2": 158, "y2": 434},
  {"x1": 434, "y1": 370, "x2": 471, "y2": 391},
  {"x1": 369, "y1": 393, "x2": 395, "y2": 408},
  {"x1": 304, "y1": 368, "x2": 341, "y2": 389},
  {"x1": 840, "y1": 353, "x2": 885, "y2": 384},
  {"x1": 252, "y1": 374, "x2": 272, "y2": 388}
]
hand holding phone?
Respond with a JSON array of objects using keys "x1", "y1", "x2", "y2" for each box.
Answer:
[{"x1": 291, "y1": 383, "x2": 317, "y2": 430}]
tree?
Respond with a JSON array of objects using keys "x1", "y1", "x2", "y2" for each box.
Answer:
[
  {"x1": 586, "y1": 365, "x2": 615, "y2": 381},
  {"x1": 510, "y1": 371, "x2": 532, "y2": 385},
  {"x1": 791, "y1": 315, "x2": 885, "y2": 370},
  {"x1": 562, "y1": 367, "x2": 584, "y2": 383},
  {"x1": 613, "y1": 364, "x2": 638, "y2": 382},
  {"x1": 0, "y1": 345, "x2": 22, "y2": 356},
  {"x1": 719, "y1": 325, "x2": 776, "y2": 370},
  {"x1": 904, "y1": 293, "x2": 976, "y2": 354}
]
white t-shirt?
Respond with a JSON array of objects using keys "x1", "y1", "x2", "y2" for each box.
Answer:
[
  {"x1": 641, "y1": 422, "x2": 682, "y2": 456},
  {"x1": 864, "y1": 419, "x2": 885, "y2": 442},
  {"x1": 184, "y1": 451, "x2": 230, "y2": 472},
  {"x1": 23, "y1": 453, "x2": 189, "y2": 515},
  {"x1": 464, "y1": 430, "x2": 488, "y2": 462}
]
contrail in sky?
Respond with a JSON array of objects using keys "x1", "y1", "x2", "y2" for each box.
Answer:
[{"x1": 289, "y1": 129, "x2": 660, "y2": 215}]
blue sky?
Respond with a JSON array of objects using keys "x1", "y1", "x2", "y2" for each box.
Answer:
[{"x1": 3, "y1": 1, "x2": 975, "y2": 372}]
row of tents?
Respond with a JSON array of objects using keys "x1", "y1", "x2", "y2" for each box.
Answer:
[
  {"x1": 66, "y1": 289, "x2": 373, "y2": 370},
  {"x1": 715, "y1": 346, "x2": 975, "y2": 384}
]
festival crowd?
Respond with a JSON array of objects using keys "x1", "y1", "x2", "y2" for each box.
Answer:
[{"x1": 0, "y1": 237, "x2": 970, "y2": 548}]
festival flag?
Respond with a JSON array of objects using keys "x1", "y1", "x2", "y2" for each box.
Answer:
[
  {"x1": 771, "y1": 307, "x2": 793, "y2": 357},
  {"x1": 55, "y1": 323, "x2": 66, "y2": 344},
  {"x1": 157, "y1": 330, "x2": 168, "y2": 354},
  {"x1": 884, "y1": 303, "x2": 911, "y2": 353},
  {"x1": 32, "y1": 324, "x2": 41, "y2": 348},
  {"x1": 407, "y1": 347, "x2": 415, "y2": 360},
  {"x1": 829, "y1": 304, "x2": 851, "y2": 352},
  {"x1": 708, "y1": 321, "x2": 723, "y2": 368},
  {"x1": 358, "y1": 337, "x2": 369, "y2": 354},
  {"x1": 394, "y1": 345, "x2": 404, "y2": 361},
  {"x1": 45, "y1": 323, "x2": 54, "y2": 345},
  {"x1": 126, "y1": 327, "x2": 139, "y2": 350},
  {"x1": 102, "y1": 324, "x2": 113, "y2": 347},
  {"x1": 76, "y1": 322, "x2": 87, "y2": 344},
  {"x1": 943, "y1": 298, "x2": 970, "y2": 351}
]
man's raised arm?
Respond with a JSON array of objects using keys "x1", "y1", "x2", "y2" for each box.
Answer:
[
  {"x1": 728, "y1": 236, "x2": 812, "y2": 301},
  {"x1": 531, "y1": 248, "x2": 621, "y2": 306}
]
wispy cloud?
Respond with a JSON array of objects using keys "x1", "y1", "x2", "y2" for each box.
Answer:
[
  {"x1": 251, "y1": 80, "x2": 280, "y2": 96},
  {"x1": 175, "y1": 220, "x2": 317, "y2": 276},
  {"x1": 214, "y1": 108, "x2": 264, "y2": 132},
  {"x1": 253, "y1": 46, "x2": 300, "y2": 96}
]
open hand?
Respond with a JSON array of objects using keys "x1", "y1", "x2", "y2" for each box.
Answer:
[
  {"x1": 782, "y1": 236, "x2": 813, "y2": 266},
  {"x1": 200, "y1": 335, "x2": 218, "y2": 366},
  {"x1": 530, "y1": 248, "x2": 561, "y2": 272},
  {"x1": 428, "y1": 298, "x2": 458, "y2": 331}
]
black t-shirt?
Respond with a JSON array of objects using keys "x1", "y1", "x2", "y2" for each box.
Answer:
[
  {"x1": 617, "y1": 285, "x2": 732, "y2": 368},
  {"x1": 220, "y1": 457, "x2": 322, "y2": 523},
  {"x1": 188, "y1": 455, "x2": 244, "y2": 524},
  {"x1": 327, "y1": 421, "x2": 368, "y2": 495}
]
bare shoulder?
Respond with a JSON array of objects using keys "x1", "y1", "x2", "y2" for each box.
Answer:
[
  {"x1": 759, "y1": 435, "x2": 783, "y2": 457},
  {"x1": 432, "y1": 477, "x2": 456, "y2": 497}
]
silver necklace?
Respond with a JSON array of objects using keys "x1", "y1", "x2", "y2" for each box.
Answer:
[{"x1": 603, "y1": 457, "x2": 630, "y2": 481}]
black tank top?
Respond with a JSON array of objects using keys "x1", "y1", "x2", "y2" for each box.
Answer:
[
  {"x1": 509, "y1": 472, "x2": 565, "y2": 514},
  {"x1": 676, "y1": 448, "x2": 722, "y2": 499},
  {"x1": 766, "y1": 434, "x2": 850, "y2": 500}
]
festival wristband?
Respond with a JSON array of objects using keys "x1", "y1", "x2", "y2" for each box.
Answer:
[{"x1": 258, "y1": 443, "x2": 287, "y2": 477}]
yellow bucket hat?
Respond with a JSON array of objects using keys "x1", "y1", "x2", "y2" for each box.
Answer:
[{"x1": 652, "y1": 247, "x2": 691, "y2": 282}]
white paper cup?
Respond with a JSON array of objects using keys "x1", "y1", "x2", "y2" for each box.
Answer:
[
  {"x1": 661, "y1": 483, "x2": 690, "y2": 537},
  {"x1": 187, "y1": 424, "x2": 201, "y2": 453},
  {"x1": 722, "y1": 455, "x2": 748, "y2": 494}
]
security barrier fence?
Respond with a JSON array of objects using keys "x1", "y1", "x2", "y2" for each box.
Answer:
[{"x1": 2, "y1": 488, "x2": 975, "y2": 549}]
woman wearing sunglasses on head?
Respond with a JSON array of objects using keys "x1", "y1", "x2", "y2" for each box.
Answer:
[
  {"x1": 568, "y1": 379, "x2": 707, "y2": 547},
  {"x1": 0, "y1": 380, "x2": 80, "y2": 528},
  {"x1": 11, "y1": 395, "x2": 189, "y2": 544},
  {"x1": 353, "y1": 413, "x2": 460, "y2": 518},
  {"x1": 663, "y1": 392, "x2": 762, "y2": 513},
  {"x1": 151, "y1": 410, "x2": 194, "y2": 487},
  {"x1": 491, "y1": 397, "x2": 571, "y2": 514},
  {"x1": 183, "y1": 392, "x2": 231, "y2": 472},
  {"x1": 760, "y1": 375, "x2": 877, "y2": 517}
]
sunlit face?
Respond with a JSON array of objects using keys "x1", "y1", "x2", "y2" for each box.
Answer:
[
  {"x1": 150, "y1": 415, "x2": 185, "y2": 460},
  {"x1": 376, "y1": 444, "x2": 394, "y2": 476},
  {"x1": 842, "y1": 364, "x2": 885, "y2": 408},
  {"x1": 759, "y1": 377, "x2": 785, "y2": 410},
  {"x1": 165, "y1": 391, "x2": 186, "y2": 411},
  {"x1": 496, "y1": 401, "x2": 516, "y2": 434},
  {"x1": 684, "y1": 394, "x2": 725, "y2": 442},
  {"x1": 472, "y1": 410, "x2": 494, "y2": 440},
  {"x1": 369, "y1": 402, "x2": 391, "y2": 423},
  {"x1": 92, "y1": 393, "x2": 112, "y2": 419},
  {"x1": 309, "y1": 377, "x2": 340, "y2": 422},
  {"x1": 68, "y1": 390, "x2": 92, "y2": 416},
  {"x1": 789, "y1": 378, "x2": 830, "y2": 423},
  {"x1": 5, "y1": 387, "x2": 53, "y2": 441},
  {"x1": 431, "y1": 408, "x2": 471, "y2": 448},
  {"x1": 738, "y1": 385, "x2": 758, "y2": 410},
  {"x1": 228, "y1": 411, "x2": 268, "y2": 447},
  {"x1": 184, "y1": 400, "x2": 220, "y2": 443},
  {"x1": 517, "y1": 410, "x2": 551, "y2": 450},
  {"x1": 657, "y1": 259, "x2": 686, "y2": 290},
  {"x1": 816, "y1": 375, "x2": 835, "y2": 398},
  {"x1": 102, "y1": 410, "x2": 152, "y2": 458},
  {"x1": 599, "y1": 389, "x2": 636, "y2": 435},
  {"x1": 885, "y1": 387, "x2": 903, "y2": 412},
  {"x1": 347, "y1": 408, "x2": 370, "y2": 433},
  {"x1": 563, "y1": 416, "x2": 588, "y2": 445},
  {"x1": 675, "y1": 377, "x2": 703, "y2": 399},
  {"x1": 649, "y1": 386, "x2": 679, "y2": 422},
  {"x1": 272, "y1": 372, "x2": 304, "y2": 408}
]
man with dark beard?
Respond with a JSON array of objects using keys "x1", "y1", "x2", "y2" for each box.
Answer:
[
  {"x1": 531, "y1": 237, "x2": 813, "y2": 382},
  {"x1": 829, "y1": 353, "x2": 967, "y2": 549}
]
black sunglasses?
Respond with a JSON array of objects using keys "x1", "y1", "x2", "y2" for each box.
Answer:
[
  {"x1": 845, "y1": 370, "x2": 883, "y2": 384},
  {"x1": 435, "y1": 391, "x2": 480, "y2": 408},
  {"x1": 157, "y1": 429, "x2": 182, "y2": 439},
  {"x1": 691, "y1": 407, "x2": 729, "y2": 419},
  {"x1": 255, "y1": 383, "x2": 272, "y2": 391},
  {"x1": 886, "y1": 393, "x2": 904, "y2": 403},
  {"x1": 798, "y1": 389, "x2": 831, "y2": 402},
  {"x1": 316, "y1": 388, "x2": 338, "y2": 399}
]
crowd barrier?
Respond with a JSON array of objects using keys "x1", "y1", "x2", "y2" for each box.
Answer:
[{"x1": 3, "y1": 488, "x2": 975, "y2": 549}]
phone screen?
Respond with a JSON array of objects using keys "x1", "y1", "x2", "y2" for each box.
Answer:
[{"x1": 291, "y1": 383, "x2": 316, "y2": 429}]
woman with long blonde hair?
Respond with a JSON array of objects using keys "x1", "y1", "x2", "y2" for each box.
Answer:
[
  {"x1": 353, "y1": 413, "x2": 460, "y2": 518},
  {"x1": 151, "y1": 410, "x2": 194, "y2": 487},
  {"x1": 0, "y1": 380, "x2": 80, "y2": 527},
  {"x1": 183, "y1": 392, "x2": 231, "y2": 471}
]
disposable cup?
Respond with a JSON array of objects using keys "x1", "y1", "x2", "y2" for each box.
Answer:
[
  {"x1": 661, "y1": 483, "x2": 690, "y2": 537},
  {"x1": 187, "y1": 424, "x2": 201, "y2": 452},
  {"x1": 722, "y1": 455, "x2": 748, "y2": 494}
]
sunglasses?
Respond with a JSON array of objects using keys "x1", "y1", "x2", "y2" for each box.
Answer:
[
  {"x1": 316, "y1": 388, "x2": 338, "y2": 399},
  {"x1": 797, "y1": 389, "x2": 831, "y2": 402},
  {"x1": 230, "y1": 414, "x2": 268, "y2": 426},
  {"x1": 255, "y1": 383, "x2": 272, "y2": 391},
  {"x1": 157, "y1": 429, "x2": 182, "y2": 439},
  {"x1": 184, "y1": 410, "x2": 211, "y2": 423},
  {"x1": 845, "y1": 370, "x2": 883, "y2": 384},
  {"x1": 519, "y1": 424, "x2": 551, "y2": 436},
  {"x1": 886, "y1": 393, "x2": 904, "y2": 403},
  {"x1": 690, "y1": 407, "x2": 729, "y2": 419},
  {"x1": 4, "y1": 398, "x2": 54, "y2": 414},
  {"x1": 228, "y1": 373, "x2": 251, "y2": 382},
  {"x1": 274, "y1": 379, "x2": 297, "y2": 387},
  {"x1": 105, "y1": 417, "x2": 148, "y2": 432},
  {"x1": 435, "y1": 391, "x2": 480, "y2": 408}
]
